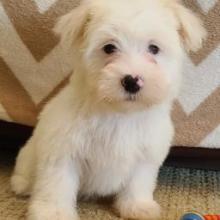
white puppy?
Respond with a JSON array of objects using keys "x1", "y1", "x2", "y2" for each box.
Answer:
[{"x1": 11, "y1": 0, "x2": 206, "y2": 219}]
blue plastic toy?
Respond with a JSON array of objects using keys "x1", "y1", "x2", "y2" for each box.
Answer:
[{"x1": 181, "y1": 212, "x2": 204, "y2": 220}]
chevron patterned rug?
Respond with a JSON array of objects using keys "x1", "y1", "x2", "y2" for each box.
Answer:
[
  {"x1": 0, "y1": 148, "x2": 220, "y2": 220},
  {"x1": 0, "y1": 0, "x2": 219, "y2": 149}
]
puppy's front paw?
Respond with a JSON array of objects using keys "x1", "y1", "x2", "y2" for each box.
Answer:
[
  {"x1": 27, "y1": 201, "x2": 79, "y2": 220},
  {"x1": 11, "y1": 174, "x2": 30, "y2": 196},
  {"x1": 115, "y1": 198, "x2": 161, "y2": 220}
]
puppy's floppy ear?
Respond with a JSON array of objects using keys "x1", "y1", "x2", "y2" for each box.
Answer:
[
  {"x1": 54, "y1": 0, "x2": 90, "y2": 47},
  {"x1": 171, "y1": 1, "x2": 207, "y2": 52}
]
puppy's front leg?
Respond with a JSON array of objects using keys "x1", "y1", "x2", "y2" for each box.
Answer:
[
  {"x1": 28, "y1": 157, "x2": 79, "y2": 220},
  {"x1": 115, "y1": 162, "x2": 161, "y2": 220}
]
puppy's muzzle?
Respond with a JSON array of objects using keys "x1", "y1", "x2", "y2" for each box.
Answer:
[{"x1": 121, "y1": 75, "x2": 144, "y2": 94}]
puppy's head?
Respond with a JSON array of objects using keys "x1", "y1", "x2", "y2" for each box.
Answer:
[{"x1": 55, "y1": 0, "x2": 206, "y2": 112}]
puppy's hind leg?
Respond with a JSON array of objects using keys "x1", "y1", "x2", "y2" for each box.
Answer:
[{"x1": 11, "y1": 138, "x2": 36, "y2": 196}]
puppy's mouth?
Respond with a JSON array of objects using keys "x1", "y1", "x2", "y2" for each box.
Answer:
[{"x1": 125, "y1": 94, "x2": 138, "y2": 102}]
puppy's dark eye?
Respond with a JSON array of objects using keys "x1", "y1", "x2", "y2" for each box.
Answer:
[
  {"x1": 103, "y1": 44, "x2": 117, "y2": 54},
  {"x1": 148, "y1": 44, "x2": 160, "y2": 55}
]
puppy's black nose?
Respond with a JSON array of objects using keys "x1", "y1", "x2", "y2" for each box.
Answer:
[{"x1": 121, "y1": 75, "x2": 141, "y2": 94}]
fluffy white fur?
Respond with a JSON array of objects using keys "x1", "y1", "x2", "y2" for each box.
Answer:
[{"x1": 11, "y1": 0, "x2": 206, "y2": 219}]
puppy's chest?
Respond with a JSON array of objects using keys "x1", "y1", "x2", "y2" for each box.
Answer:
[
  {"x1": 73, "y1": 116, "x2": 138, "y2": 195},
  {"x1": 70, "y1": 113, "x2": 168, "y2": 195},
  {"x1": 72, "y1": 114, "x2": 155, "y2": 161}
]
